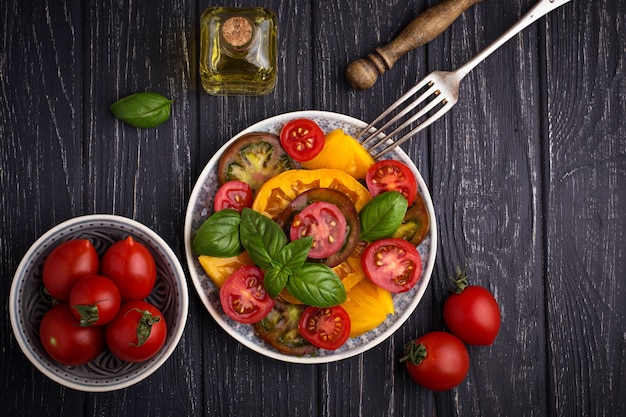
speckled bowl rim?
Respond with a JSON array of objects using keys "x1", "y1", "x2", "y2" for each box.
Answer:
[
  {"x1": 9, "y1": 214, "x2": 189, "y2": 392},
  {"x1": 184, "y1": 110, "x2": 437, "y2": 364}
]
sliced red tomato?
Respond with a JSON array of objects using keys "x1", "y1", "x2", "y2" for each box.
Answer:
[
  {"x1": 362, "y1": 238, "x2": 422, "y2": 293},
  {"x1": 366, "y1": 160, "x2": 418, "y2": 205},
  {"x1": 298, "y1": 305, "x2": 351, "y2": 350},
  {"x1": 220, "y1": 265, "x2": 274, "y2": 324},
  {"x1": 214, "y1": 180, "x2": 254, "y2": 212},
  {"x1": 42, "y1": 239, "x2": 99, "y2": 301},
  {"x1": 69, "y1": 274, "x2": 122, "y2": 326},
  {"x1": 39, "y1": 303, "x2": 105, "y2": 366},
  {"x1": 289, "y1": 201, "x2": 348, "y2": 260},
  {"x1": 279, "y1": 118, "x2": 325, "y2": 162}
]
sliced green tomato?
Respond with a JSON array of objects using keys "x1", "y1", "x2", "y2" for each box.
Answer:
[{"x1": 218, "y1": 132, "x2": 297, "y2": 192}]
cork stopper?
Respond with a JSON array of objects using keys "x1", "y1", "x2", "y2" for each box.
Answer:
[{"x1": 221, "y1": 16, "x2": 254, "y2": 48}]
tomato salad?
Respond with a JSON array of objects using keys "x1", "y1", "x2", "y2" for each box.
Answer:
[{"x1": 192, "y1": 118, "x2": 430, "y2": 355}]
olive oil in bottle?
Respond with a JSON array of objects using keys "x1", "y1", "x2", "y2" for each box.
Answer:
[{"x1": 200, "y1": 7, "x2": 278, "y2": 95}]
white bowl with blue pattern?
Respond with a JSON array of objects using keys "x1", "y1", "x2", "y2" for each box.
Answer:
[{"x1": 184, "y1": 111, "x2": 437, "y2": 363}]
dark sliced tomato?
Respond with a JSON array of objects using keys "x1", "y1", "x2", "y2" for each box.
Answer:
[
  {"x1": 362, "y1": 238, "x2": 422, "y2": 293},
  {"x1": 366, "y1": 160, "x2": 418, "y2": 205},
  {"x1": 393, "y1": 191, "x2": 430, "y2": 245},
  {"x1": 220, "y1": 265, "x2": 274, "y2": 324},
  {"x1": 278, "y1": 188, "x2": 360, "y2": 267},
  {"x1": 289, "y1": 201, "x2": 347, "y2": 259},
  {"x1": 253, "y1": 300, "x2": 318, "y2": 356},
  {"x1": 279, "y1": 118, "x2": 325, "y2": 162},
  {"x1": 214, "y1": 180, "x2": 254, "y2": 212},
  {"x1": 218, "y1": 132, "x2": 297, "y2": 192},
  {"x1": 298, "y1": 305, "x2": 351, "y2": 350}
]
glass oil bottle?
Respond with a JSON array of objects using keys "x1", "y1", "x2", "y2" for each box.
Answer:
[{"x1": 200, "y1": 7, "x2": 278, "y2": 95}]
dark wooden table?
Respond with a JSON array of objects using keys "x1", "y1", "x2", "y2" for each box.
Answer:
[{"x1": 2, "y1": 0, "x2": 624, "y2": 416}]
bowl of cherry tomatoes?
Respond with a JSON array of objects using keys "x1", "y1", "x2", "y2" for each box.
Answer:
[{"x1": 9, "y1": 214, "x2": 189, "y2": 392}]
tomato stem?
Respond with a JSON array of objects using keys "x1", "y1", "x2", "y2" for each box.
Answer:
[
  {"x1": 448, "y1": 265, "x2": 469, "y2": 294},
  {"x1": 399, "y1": 340, "x2": 427, "y2": 365}
]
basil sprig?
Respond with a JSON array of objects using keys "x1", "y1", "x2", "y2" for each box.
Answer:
[
  {"x1": 192, "y1": 209, "x2": 243, "y2": 257},
  {"x1": 110, "y1": 92, "x2": 174, "y2": 128},
  {"x1": 193, "y1": 208, "x2": 346, "y2": 308},
  {"x1": 359, "y1": 191, "x2": 408, "y2": 242}
]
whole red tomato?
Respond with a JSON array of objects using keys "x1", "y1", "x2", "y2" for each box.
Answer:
[
  {"x1": 105, "y1": 300, "x2": 167, "y2": 362},
  {"x1": 100, "y1": 236, "x2": 156, "y2": 301},
  {"x1": 39, "y1": 303, "x2": 105, "y2": 366},
  {"x1": 42, "y1": 239, "x2": 99, "y2": 301},
  {"x1": 443, "y1": 269, "x2": 501, "y2": 345},
  {"x1": 69, "y1": 274, "x2": 121, "y2": 326},
  {"x1": 401, "y1": 331, "x2": 469, "y2": 391}
]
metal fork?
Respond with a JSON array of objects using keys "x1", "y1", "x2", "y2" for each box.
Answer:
[{"x1": 358, "y1": 0, "x2": 573, "y2": 159}]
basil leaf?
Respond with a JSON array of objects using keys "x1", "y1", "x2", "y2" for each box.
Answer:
[
  {"x1": 276, "y1": 236, "x2": 312, "y2": 271},
  {"x1": 192, "y1": 209, "x2": 243, "y2": 257},
  {"x1": 287, "y1": 263, "x2": 346, "y2": 307},
  {"x1": 263, "y1": 268, "x2": 290, "y2": 299},
  {"x1": 110, "y1": 92, "x2": 174, "y2": 128},
  {"x1": 359, "y1": 191, "x2": 408, "y2": 242},
  {"x1": 240, "y1": 208, "x2": 287, "y2": 269}
]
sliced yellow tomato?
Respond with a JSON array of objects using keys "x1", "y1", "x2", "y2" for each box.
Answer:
[
  {"x1": 341, "y1": 278, "x2": 394, "y2": 338},
  {"x1": 252, "y1": 168, "x2": 372, "y2": 220},
  {"x1": 198, "y1": 252, "x2": 254, "y2": 288},
  {"x1": 301, "y1": 129, "x2": 375, "y2": 179}
]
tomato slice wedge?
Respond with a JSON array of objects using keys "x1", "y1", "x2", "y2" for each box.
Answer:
[
  {"x1": 220, "y1": 265, "x2": 274, "y2": 324},
  {"x1": 366, "y1": 160, "x2": 418, "y2": 205},
  {"x1": 289, "y1": 201, "x2": 348, "y2": 259},
  {"x1": 279, "y1": 119, "x2": 325, "y2": 162},
  {"x1": 361, "y1": 238, "x2": 422, "y2": 293},
  {"x1": 298, "y1": 305, "x2": 351, "y2": 350},
  {"x1": 214, "y1": 180, "x2": 254, "y2": 212}
]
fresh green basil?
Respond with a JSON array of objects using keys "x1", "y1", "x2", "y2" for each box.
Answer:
[
  {"x1": 192, "y1": 209, "x2": 243, "y2": 257},
  {"x1": 240, "y1": 208, "x2": 287, "y2": 269},
  {"x1": 359, "y1": 191, "x2": 408, "y2": 242},
  {"x1": 237, "y1": 208, "x2": 345, "y2": 306},
  {"x1": 110, "y1": 92, "x2": 174, "y2": 128},
  {"x1": 286, "y1": 263, "x2": 347, "y2": 307}
]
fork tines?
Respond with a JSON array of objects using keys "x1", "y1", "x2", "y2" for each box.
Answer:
[{"x1": 357, "y1": 72, "x2": 452, "y2": 159}]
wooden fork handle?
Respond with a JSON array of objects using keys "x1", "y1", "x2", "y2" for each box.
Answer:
[{"x1": 346, "y1": 0, "x2": 483, "y2": 90}]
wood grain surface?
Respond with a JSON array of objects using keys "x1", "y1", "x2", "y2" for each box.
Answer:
[{"x1": 1, "y1": 1, "x2": 624, "y2": 416}]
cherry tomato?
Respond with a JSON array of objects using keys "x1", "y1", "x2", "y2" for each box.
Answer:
[
  {"x1": 289, "y1": 201, "x2": 348, "y2": 259},
  {"x1": 69, "y1": 274, "x2": 121, "y2": 326},
  {"x1": 100, "y1": 236, "x2": 157, "y2": 301},
  {"x1": 105, "y1": 300, "x2": 167, "y2": 362},
  {"x1": 443, "y1": 269, "x2": 501, "y2": 345},
  {"x1": 401, "y1": 331, "x2": 469, "y2": 391},
  {"x1": 279, "y1": 118, "x2": 325, "y2": 162},
  {"x1": 366, "y1": 160, "x2": 418, "y2": 205},
  {"x1": 42, "y1": 239, "x2": 99, "y2": 301},
  {"x1": 220, "y1": 265, "x2": 274, "y2": 324},
  {"x1": 214, "y1": 180, "x2": 254, "y2": 212},
  {"x1": 39, "y1": 303, "x2": 105, "y2": 366},
  {"x1": 361, "y1": 238, "x2": 422, "y2": 293},
  {"x1": 298, "y1": 305, "x2": 351, "y2": 350}
]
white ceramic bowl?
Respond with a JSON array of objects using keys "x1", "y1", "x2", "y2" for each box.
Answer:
[
  {"x1": 9, "y1": 214, "x2": 189, "y2": 392},
  {"x1": 184, "y1": 110, "x2": 437, "y2": 364}
]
